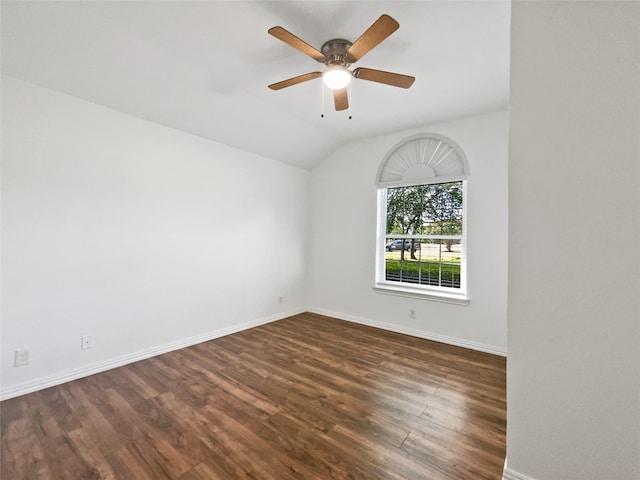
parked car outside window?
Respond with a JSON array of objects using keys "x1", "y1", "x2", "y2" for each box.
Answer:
[{"x1": 385, "y1": 240, "x2": 421, "y2": 251}]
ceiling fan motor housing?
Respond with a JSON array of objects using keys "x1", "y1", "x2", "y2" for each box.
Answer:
[{"x1": 321, "y1": 39, "x2": 353, "y2": 66}]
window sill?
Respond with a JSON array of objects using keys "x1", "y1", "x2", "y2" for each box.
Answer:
[{"x1": 373, "y1": 283, "x2": 470, "y2": 306}]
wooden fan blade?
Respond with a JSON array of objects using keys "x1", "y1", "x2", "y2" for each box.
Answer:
[
  {"x1": 353, "y1": 67, "x2": 415, "y2": 89},
  {"x1": 268, "y1": 72, "x2": 322, "y2": 90},
  {"x1": 346, "y1": 14, "x2": 399, "y2": 62},
  {"x1": 333, "y1": 88, "x2": 349, "y2": 111},
  {"x1": 268, "y1": 26, "x2": 325, "y2": 62}
]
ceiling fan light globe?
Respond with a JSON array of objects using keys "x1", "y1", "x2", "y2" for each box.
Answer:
[{"x1": 323, "y1": 66, "x2": 352, "y2": 90}]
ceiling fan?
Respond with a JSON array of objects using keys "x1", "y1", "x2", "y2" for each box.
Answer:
[{"x1": 267, "y1": 14, "x2": 415, "y2": 111}]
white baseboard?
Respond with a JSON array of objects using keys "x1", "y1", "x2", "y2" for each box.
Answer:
[
  {"x1": 306, "y1": 307, "x2": 507, "y2": 357},
  {"x1": 1, "y1": 306, "x2": 505, "y2": 400},
  {"x1": 0, "y1": 308, "x2": 305, "y2": 401},
  {"x1": 503, "y1": 460, "x2": 536, "y2": 480},
  {"x1": 503, "y1": 468, "x2": 535, "y2": 480}
]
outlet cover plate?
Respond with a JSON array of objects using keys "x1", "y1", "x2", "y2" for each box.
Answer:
[
  {"x1": 14, "y1": 349, "x2": 30, "y2": 367},
  {"x1": 81, "y1": 335, "x2": 94, "y2": 349}
]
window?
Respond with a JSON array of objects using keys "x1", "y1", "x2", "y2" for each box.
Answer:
[
  {"x1": 380, "y1": 181, "x2": 466, "y2": 290},
  {"x1": 375, "y1": 134, "x2": 469, "y2": 302}
]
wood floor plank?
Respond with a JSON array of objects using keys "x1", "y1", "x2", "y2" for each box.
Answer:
[
  {"x1": 67, "y1": 428, "x2": 119, "y2": 480},
  {"x1": 0, "y1": 418, "x2": 50, "y2": 479},
  {"x1": 1, "y1": 312, "x2": 506, "y2": 479}
]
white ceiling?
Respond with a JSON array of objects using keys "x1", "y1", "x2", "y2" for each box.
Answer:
[{"x1": 1, "y1": 1, "x2": 510, "y2": 170}]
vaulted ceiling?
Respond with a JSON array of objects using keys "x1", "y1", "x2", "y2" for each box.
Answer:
[{"x1": 1, "y1": 1, "x2": 510, "y2": 169}]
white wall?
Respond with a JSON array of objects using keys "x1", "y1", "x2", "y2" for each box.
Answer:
[
  {"x1": 307, "y1": 111, "x2": 509, "y2": 354},
  {"x1": 1, "y1": 75, "x2": 309, "y2": 399},
  {"x1": 507, "y1": 2, "x2": 640, "y2": 479}
]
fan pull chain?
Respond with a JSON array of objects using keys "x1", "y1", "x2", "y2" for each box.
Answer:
[
  {"x1": 348, "y1": 82, "x2": 353, "y2": 120},
  {"x1": 320, "y1": 82, "x2": 325, "y2": 118}
]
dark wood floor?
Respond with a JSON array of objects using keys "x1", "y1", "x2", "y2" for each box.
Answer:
[{"x1": 1, "y1": 312, "x2": 506, "y2": 480}]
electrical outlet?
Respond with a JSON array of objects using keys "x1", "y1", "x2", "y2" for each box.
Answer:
[
  {"x1": 409, "y1": 309, "x2": 416, "y2": 319},
  {"x1": 81, "y1": 335, "x2": 94, "y2": 350},
  {"x1": 278, "y1": 296, "x2": 283, "y2": 305},
  {"x1": 14, "y1": 349, "x2": 30, "y2": 367}
]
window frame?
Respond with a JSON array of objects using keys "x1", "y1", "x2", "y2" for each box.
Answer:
[
  {"x1": 374, "y1": 180, "x2": 469, "y2": 305},
  {"x1": 374, "y1": 133, "x2": 470, "y2": 305}
]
